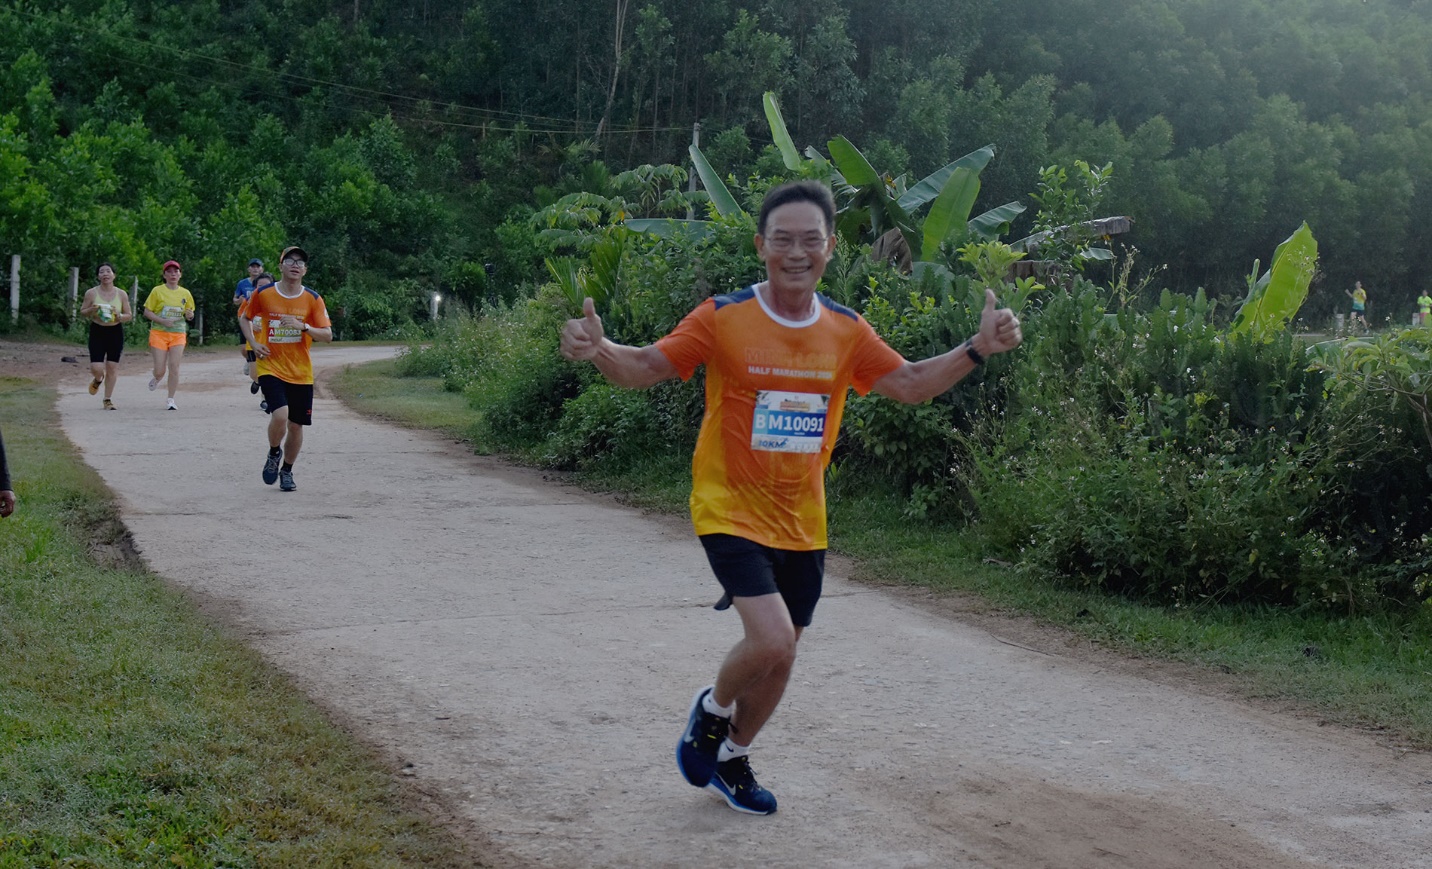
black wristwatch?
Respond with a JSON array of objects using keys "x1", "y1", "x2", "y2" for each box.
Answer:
[{"x1": 964, "y1": 341, "x2": 986, "y2": 365}]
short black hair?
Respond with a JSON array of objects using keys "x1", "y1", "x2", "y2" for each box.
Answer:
[
  {"x1": 757, "y1": 180, "x2": 836, "y2": 236},
  {"x1": 96, "y1": 261, "x2": 114, "y2": 277}
]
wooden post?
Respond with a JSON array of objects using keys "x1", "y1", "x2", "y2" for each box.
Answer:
[
  {"x1": 196, "y1": 306, "x2": 204, "y2": 345},
  {"x1": 8, "y1": 255, "x2": 17, "y2": 326},
  {"x1": 69, "y1": 267, "x2": 80, "y2": 320}
]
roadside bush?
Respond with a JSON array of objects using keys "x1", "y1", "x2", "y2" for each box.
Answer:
[
  {"x1": 543, "y1": 381, "x2": 664, "y2": 471},
  {"x1": 962, "y1": 279, "x2": 1432, "y2": 609},
  {"x1": 464, "y1": 287, "x2": 583, "y2": 449}
]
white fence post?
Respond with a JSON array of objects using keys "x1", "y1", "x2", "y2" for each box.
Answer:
[
  {"x1": 8, "y1": 255, "x2": 18, "y2": 325},
  {"x1": 130, "y1": 277, "x2": 139, "y2": 313},
  {"x1": 69, "y1": 267, "x2": 80, "y2": 319}
]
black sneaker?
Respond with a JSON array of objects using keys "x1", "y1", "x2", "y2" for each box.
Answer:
[
  {"x1": 279, "y1": 469, "x2": 296, "y2": 491},
  {"x1": 262, "y1": 452, "x2": 281, "y2": 485},
  {"x1": 259, "y1": 400, "x2": 269, "y2": 413},
  {"x1": 676, "y1": 686, "x2": 728, "y2": 787},
  {"x1": 707, "y1": 754, "x2": 777, "y2": 815},
  {"x1": 250, "y1": 381, "x2": 260, "y2": 395}
]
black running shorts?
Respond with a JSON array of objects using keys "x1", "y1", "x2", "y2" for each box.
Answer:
[
  {"x1": 257, "y1": 375, "x2": 315, "y2": 425},
  {"x1": 88, "y1": 323, "x2": 124, "y2": 363},
  {"x1": 698, "y1": 533, "x2": 825, "y2": 627}
]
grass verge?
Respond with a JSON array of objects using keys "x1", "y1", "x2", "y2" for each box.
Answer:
[
  {"x1": 330, "y1": 357, "x2": 477, "y2": 444},
  {"x1": 330, "y1": 362, "x2": 1432, "y2": 751},
  {"x1": 0, "y1": 376, "x2": 472, "y2": 867}
]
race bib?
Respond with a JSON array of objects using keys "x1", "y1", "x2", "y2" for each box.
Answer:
[
  {"x1": 267, "y1": 318, "x2": 304, "y2": 344},
  {"x1": 161, "y1": 304, "x2": 185, "y2": 320},
  {"x1": 751, "y1": 391, "x2": 829, "y2": 453}
]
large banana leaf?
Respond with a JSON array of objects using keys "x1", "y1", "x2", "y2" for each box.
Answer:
[
  {"x1": 1230, "y1": 222, "x2": 1318, "y2": 338},
  {"x1": 763, "y1": 93, "x2": 802, "y2": 172},
  {"x1": 897, "y1": 145, "x2": 995, "y2": 213},
  {"x1": 968, "y1": 202, "x2": 1026, "y2": 241},
  {"x1": 689, "y1": 144, "x2": 742, "y2": 218},
  {"x1": 919, "y1": 167, "x2": 978, "y2": 262},
  {"x1": 827, "y1": 136, "x2": 881, "y2": 188}
]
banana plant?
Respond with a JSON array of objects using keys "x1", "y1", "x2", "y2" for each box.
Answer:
[
  {"x1": 626, "y1": 91, "x2": 1026, "y2": 269},
  {"x1": 1230, "y1": 222, "x2": 1318, "y2": 339}
]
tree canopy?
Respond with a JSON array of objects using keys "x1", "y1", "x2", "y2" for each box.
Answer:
[{"x1": 2, "y1": 0, "x2": 1429, "y2": 333}]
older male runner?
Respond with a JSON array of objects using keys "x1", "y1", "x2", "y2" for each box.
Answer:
[{"x1": 560, "y1": 180, "x2": 1024, "y2": 815}]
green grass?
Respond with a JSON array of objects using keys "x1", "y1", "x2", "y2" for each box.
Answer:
[
  {"x1": 0, "y1": 377, "x2": 472, "y2": 867},
  {"x1": 332, "y1": 361, "x2": 1432, "y2": 750},
  {"x1": 330, "y1": 358, "x2": 478, "y2": 443}
]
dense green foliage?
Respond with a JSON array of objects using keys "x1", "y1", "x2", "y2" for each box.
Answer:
[
  {"x1": 3, "y1": 0, "x2": 1431, "y2": 337},
  {"x1": 401, "y1": 150, "x2": 1432, "y2": 612}
]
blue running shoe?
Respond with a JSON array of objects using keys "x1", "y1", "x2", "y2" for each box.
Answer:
[
  {"x1": 279, "y1": 468, "x2": 296, "y2": 492},
  {"x1": 706, "y1": 755, "x2": 777, "y2": 815},
  {"x1": 676, "y1": 686, "x2": 728, "y2": 787},
  {"x1": 262, "y1": 451, "x2": 281, "y2": 485}
]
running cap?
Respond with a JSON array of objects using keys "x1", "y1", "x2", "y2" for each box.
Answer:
[
  {"x1": 279, "y1": 245, "x2": 308, "y2": 264},
  {"x1": 162, "y1": 260, "x2": 181, "y2": 271},
  {"x1": 248, "y1": 258, "x2": 264, "y2": 267}
]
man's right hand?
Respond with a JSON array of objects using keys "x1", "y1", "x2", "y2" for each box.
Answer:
[{"x1": 560, "y1": 297, "x2": 605, "y2": 361}]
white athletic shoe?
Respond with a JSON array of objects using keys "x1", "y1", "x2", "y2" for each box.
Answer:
[
  {"x1": 166, "y1": 398, "x2": 177, "y2": 411},
  {"x1": 148, "y1": 377, "x2": 159, "y2": 391}
]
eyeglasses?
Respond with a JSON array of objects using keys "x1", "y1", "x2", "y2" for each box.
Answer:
[
  {"x1": 762, "y1": 233, "x2": 830, "y2": 253},
  {"x1": 281, "y1": 258, "x2": 307, "y2": 267}
]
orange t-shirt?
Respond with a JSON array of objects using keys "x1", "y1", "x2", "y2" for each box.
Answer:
[
  {"x1": 656, "y1": 286, "x2": 904, "y2": 550},
  {"x1": 240, "y1": 284, "x2": 331, "y2": 385}
]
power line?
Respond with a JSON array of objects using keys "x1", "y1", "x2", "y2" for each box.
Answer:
[{"x1": 3, "y1": 5, "x2": 690, "y2": 137}]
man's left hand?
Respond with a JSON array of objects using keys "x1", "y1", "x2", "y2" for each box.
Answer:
[{"x1": 976, "y1": 288, "x2": 1022, "y2": 356}]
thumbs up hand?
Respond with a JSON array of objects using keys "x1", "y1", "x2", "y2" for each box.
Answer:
[
  {"x1": 560, "y1": 297, "x2": 606, "y2": 361},
  {"x1": 976, "y1": 288, "x2": 1023, "y2": 356}
]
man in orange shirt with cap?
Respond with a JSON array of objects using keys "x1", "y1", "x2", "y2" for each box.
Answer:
[{"x1": 239, "y1": 246, "x2": 333, "y2": 492}]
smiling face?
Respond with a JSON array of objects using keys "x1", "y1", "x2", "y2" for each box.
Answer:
[
  {"x1": 754, "y1": 200, "x2": 835, "y2": 300},
  {"x1": 97, "y1": 264, "x2": 115, "y2": 285}
]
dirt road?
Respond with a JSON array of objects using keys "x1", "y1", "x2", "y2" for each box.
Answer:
[{"x1": 46, "y1": 345, "x2": 1431, "y2": 868}]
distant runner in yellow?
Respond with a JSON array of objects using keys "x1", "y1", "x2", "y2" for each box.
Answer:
[
  {"x1": 1345, "y1": 280, "x2": 1368, "y2": 333},
  {"x1": 143, "y1": 260, "x2": 195, "y2": 410}
]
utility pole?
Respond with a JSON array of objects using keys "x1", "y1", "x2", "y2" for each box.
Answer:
[{"x1": 686, "y1": 121, "x2": 700, "y2": 220}]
